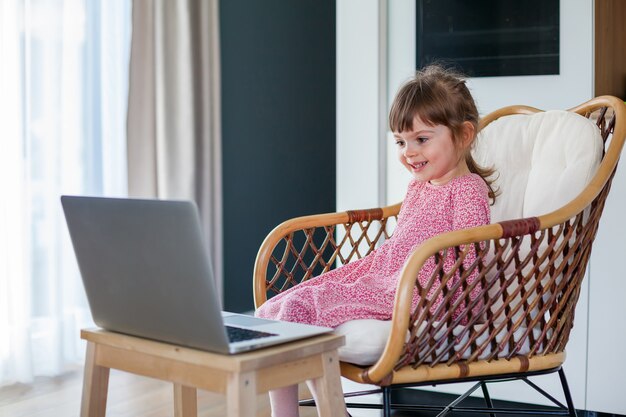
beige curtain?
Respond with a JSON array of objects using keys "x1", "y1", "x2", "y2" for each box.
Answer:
[{"x1": 127, "y1": 0, "x2": 223, "y2": 299}]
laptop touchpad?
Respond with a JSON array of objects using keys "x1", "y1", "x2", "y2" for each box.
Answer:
[{"x1": 223, "y1": 315, "x2": 276, "y2": 327}]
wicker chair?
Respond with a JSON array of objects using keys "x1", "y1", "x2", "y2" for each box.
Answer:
[{"x1": 253, "y1": 96, "x2": 626, "y2": 416}]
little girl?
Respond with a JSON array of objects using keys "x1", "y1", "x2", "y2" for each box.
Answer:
[{"x1": 256, "y1": 65, "x2": 497, "y2": 417}]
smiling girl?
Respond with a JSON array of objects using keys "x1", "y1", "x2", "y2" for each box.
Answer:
[{"x1": 256, "y1": 64, "x2": 497, "y2": 417}]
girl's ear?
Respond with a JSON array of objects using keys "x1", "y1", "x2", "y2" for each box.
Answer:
[{"x1": 460, "y1": 121, "x2": 475, "y2": 149}]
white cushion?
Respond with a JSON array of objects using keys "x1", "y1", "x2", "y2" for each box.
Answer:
[
  {"x1": 335, "y1": 319, "x2": 393, "y2": 365},
  {"x1": 474, "y1": 110, "x2": 603, "y2": 221},
  {"x1": 335, "y1": 110, "x2": 603, "y2": 366}
]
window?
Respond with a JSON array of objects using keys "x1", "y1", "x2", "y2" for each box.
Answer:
[{"x1": 0, "y1": 0, "x2": 131, "y2": 384}]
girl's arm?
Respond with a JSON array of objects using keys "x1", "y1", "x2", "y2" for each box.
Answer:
[{"x1": 448, "y1": 177, "x2": 492, "y2": 320}]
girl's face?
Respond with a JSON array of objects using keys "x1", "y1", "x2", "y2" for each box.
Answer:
[{"x1": 393, "y1": 116, "x2": 469, "y2": 185}]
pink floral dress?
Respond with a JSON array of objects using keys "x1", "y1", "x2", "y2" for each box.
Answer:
[{"x1": 255, "y1": 173, "x2": 491, "y2": 328}]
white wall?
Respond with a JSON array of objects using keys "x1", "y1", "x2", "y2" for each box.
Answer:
[
  {"x1": 586, "y1": 113, "x2": 626, "y2": 414},
  {"x1": 336, "y1": 0, "x2": 387, "y2": 211},
  {"x1": 386, "y1": 0, "x2": 416, "y2": 205}
]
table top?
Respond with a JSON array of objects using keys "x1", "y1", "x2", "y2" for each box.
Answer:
[{"x1": 82, "y1": 328, "x2": 345, "y2": 372}]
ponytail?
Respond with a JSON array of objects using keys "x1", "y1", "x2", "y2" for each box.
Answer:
[{"x1": 466, "y1": 154, "x2": 499, "y2": 204}]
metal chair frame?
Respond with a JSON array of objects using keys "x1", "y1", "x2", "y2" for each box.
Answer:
[{"x1": 301, "y1": 367, "x2": 576, "y2": 417}]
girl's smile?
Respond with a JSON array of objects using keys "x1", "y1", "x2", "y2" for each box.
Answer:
[{"x1": 407, "y1": 160, "x2": 428, "y2": 171}]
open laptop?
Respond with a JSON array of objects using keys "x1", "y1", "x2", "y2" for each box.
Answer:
[{"x1": 61, "y1": 195, "x2": 332, "y2": 354}]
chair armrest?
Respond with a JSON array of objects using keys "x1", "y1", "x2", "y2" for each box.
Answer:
[{"x1": 253, "y1": 203, "x2": 402, "y2": 308}]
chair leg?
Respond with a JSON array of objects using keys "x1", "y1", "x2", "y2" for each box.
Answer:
[
  {"x1": 382, "y1": 386, "x2": 392, "y2": 417},
  {"x1": 480, "y1": 382, "x2": 496, "y2": 417},
  {"x1": 558, "y1": 368, "x2": 577, "y2": 417}
]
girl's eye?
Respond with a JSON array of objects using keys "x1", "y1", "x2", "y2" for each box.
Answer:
[
  {"x1": 395, "y1": 140, "x2": 405, "y2": 146},
  {"x1": 417, "y1": 137, "x2": 429, "y2": 144}
]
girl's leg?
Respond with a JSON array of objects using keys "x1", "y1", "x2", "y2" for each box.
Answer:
[
  {"x1": 268, "y1": 385, "x2": 300, "y2": 417},
  {"x1": 305, "y1": 380, "x2": 350, "y2": 417}
]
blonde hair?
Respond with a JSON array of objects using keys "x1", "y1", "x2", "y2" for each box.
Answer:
[{"x1": 389, "y1": 65, "x2": 498, "y2": 203}]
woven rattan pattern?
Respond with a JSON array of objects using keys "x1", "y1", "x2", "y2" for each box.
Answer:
[
  {"x1": 264, "y1": 208, "x2": 397, "y2": 295},
  {"x1": 398, "y1": 182, "x2": 610, "y2": 369}
]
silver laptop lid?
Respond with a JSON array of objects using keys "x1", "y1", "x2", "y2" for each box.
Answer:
[{"x1": 61, "y1": 196, "x2": 231, "y2": 353}]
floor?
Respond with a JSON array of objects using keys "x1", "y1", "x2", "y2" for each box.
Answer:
[
  {"x1": 0, "y1": 368, "x2": 382, "y2": 417},
  {"x1": 1, "y1": 369, "x2": 579, "y2": 417}
]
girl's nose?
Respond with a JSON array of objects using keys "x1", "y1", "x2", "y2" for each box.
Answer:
[{"x1": 404, "y1": 143, "x2": 418, "y2": 157}]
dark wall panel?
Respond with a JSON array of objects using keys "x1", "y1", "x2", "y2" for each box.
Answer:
[{"x1": 220, "y1": 0, "x2": 336, "y2": 312}]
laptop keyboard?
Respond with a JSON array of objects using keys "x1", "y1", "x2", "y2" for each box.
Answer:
[{"x1": 225, "y1": 325, "x2": 277, "y2": 343}]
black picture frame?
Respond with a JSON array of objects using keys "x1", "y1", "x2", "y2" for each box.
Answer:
[{"x1": 416, "y1": 0, "x2": 559, "y2": 77}]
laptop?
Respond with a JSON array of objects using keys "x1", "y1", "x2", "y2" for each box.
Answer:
[{"x1": 61, "y1": 195, "x2": 332, "y2": 354}]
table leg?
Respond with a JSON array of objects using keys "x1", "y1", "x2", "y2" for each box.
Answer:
[
  {"x1": 80, "y1": 342, "x2": 110, "y2": 417},
  {"x1": 174, "y1": 384, "x2": 198, "y2": 417},
  {"x1": 309, "y1": 351, "x2": 345, "y2": 417},
  {"x1": 226, "y1": 371, "x2": 257, "y2": 417}
]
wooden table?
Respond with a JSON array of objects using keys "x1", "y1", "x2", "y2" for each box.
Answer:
[{"x1": 80, "y1": 329, "x2": 346, "y2": 417}]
